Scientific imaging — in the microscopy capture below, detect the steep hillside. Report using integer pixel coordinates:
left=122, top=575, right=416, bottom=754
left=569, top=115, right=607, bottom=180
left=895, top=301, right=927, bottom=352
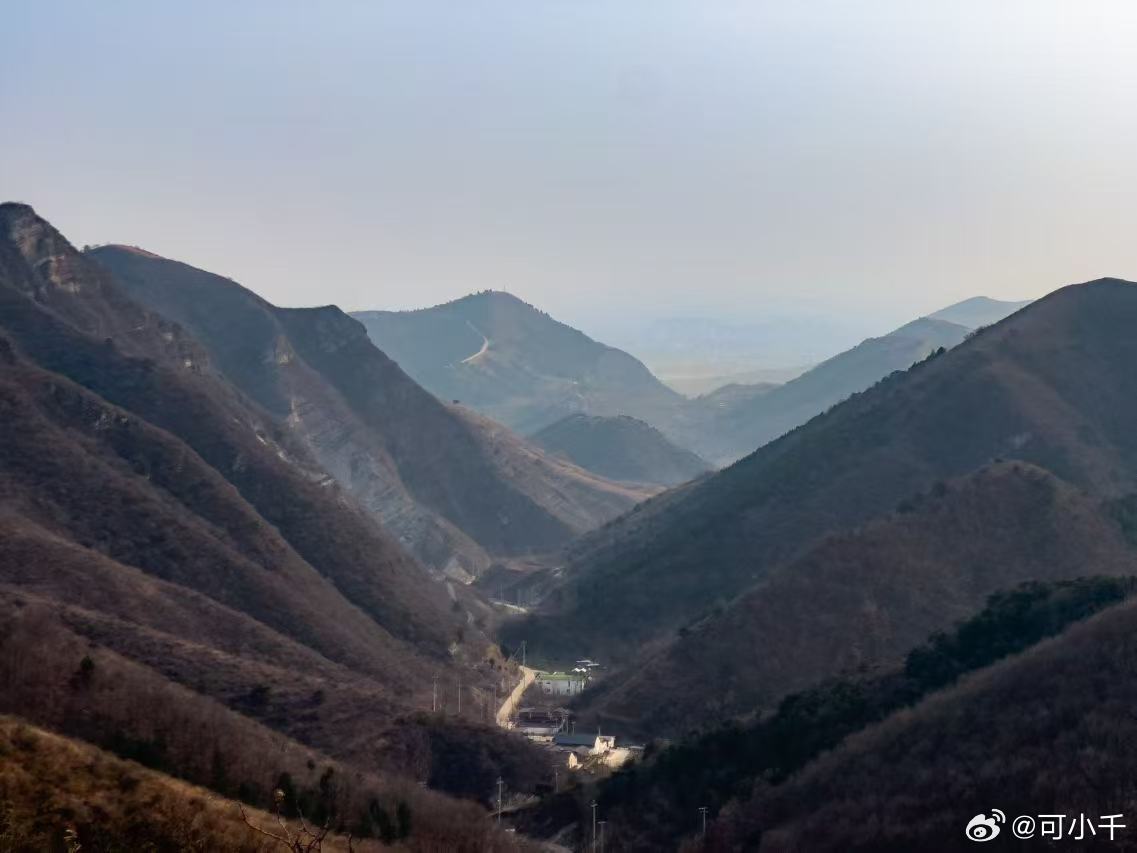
left=517, top=576, right=1137, bottom=851
left=0, top=204, right=543, bottom=814
left=710, top=588, right=1137, bottom=852
left=930, top=294, right=1032, bottom=328
left=576, top=464, right=1137, bottom=736
left=94, top=247, right=651, bottom=578
left=684, top=316, right=972, bottom=463
left=0, top=716, right=360, bottom=852
left=533, top=414, right=711, bottom=486
left=0, top=204, right=460, bottom=665
left=352, top=291, right=683, bottom=435
left=509, top=279, right=1137, bottom=664
left=0, top=712, right=524, bottom=852
left=0, top=604, right=535, bottom=849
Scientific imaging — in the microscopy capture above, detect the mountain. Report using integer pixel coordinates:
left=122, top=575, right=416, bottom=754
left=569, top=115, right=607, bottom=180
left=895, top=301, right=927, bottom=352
left=663, top=369, right=801, bottom=397
left=351, top=291, right=683, bottom=436
left=0, top=203, right=543, bottom=842
left=930, top=294, right=1032, bottom=329
left=682, top=316, right=973, bottom=463
left=0, top=716, right=373, bottom=852
left=710, top=586, right=1137, bottom=851
left=516, top=575, right=1137, bottom=850
left=93, top=248, right=653, bottom=580
left=507, top=279, right=1137, bottom=668
left=574, top=463, right=1137, bottom=736
left=0, top=612, right=512, bottom=851
left=532, top=414, right=711, bottom=486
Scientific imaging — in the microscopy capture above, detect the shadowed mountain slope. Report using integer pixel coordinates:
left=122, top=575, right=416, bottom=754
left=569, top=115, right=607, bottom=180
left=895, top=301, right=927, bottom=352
left=711, top=588, right=1137, bottom=852
left=94, top=247, right=651, bottom=579
left=516, top=576, right=1137, bottom=851
left=0, top=204, right=458, bottom=661
left=509, top=279, right=1137, bottom=665
left=576, top=463, right=1137, bottom=736
left=352, top=291, right=683, bottom=436
left=532, top=413, right=711, bottom=486
left=0, top=203, right=560, bottom=843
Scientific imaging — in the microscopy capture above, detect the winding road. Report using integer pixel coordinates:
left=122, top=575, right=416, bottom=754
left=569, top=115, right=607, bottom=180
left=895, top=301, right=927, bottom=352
left=460, top=320, right=490, bottom=364
left=496, top=665, right=536, bottom=727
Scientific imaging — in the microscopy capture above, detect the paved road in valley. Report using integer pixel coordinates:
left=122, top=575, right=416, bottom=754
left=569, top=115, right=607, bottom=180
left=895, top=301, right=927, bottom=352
left=496, top=665, right=536, bottom=727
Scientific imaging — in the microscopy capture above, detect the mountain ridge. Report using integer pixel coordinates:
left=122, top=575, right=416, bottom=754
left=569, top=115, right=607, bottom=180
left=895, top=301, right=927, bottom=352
left=93, top=246, right=653, bottom=578
left=532, top=413, right=711, bottom=486
left=575, top=462, right=1137, bottom=736
left=508, top=278, right=1137, bottom=666
left=351, top=290, right=683, bottom=436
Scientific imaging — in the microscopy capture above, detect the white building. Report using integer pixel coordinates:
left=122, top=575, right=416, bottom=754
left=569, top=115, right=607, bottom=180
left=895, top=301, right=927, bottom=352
left=536, top=671, right=585, bottom=696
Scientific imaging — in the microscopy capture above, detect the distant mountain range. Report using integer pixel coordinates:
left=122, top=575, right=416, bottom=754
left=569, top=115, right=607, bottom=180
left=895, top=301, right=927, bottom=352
left=502, top=283, right=1137, bottom=852
left=506, top=278, right=1137, bottom=673
left=532, top=414, right=711, bottom=487
left=929, top=294, right=1033, bottom=328
left=680, top=316, right=974, bottom=462
left=354, top=291, right=1034, bottom=469
left=352, top=292, right=683, bottom=436
left=95, top=250, right=654, bottom=580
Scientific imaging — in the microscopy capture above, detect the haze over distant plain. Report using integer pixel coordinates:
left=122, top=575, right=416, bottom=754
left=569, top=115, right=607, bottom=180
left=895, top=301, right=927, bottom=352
left=2, top=1, right=1135, bottom=352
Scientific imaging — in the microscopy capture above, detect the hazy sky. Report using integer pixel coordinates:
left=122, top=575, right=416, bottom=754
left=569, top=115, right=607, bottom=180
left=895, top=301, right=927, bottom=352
left=4, top=1, right=1137, bottom=343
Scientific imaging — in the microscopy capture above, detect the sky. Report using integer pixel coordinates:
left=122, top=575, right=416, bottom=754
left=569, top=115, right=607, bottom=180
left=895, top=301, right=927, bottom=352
left=3, top=1, right=1137, bottom=356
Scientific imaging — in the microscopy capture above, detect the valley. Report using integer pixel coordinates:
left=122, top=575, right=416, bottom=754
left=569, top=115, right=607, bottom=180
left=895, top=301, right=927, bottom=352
left=5, top=6, right=1132, bottom=848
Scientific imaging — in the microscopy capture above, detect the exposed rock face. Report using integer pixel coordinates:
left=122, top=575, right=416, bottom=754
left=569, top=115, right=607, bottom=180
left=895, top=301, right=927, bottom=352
left=93, top=246, right=653, bottom=578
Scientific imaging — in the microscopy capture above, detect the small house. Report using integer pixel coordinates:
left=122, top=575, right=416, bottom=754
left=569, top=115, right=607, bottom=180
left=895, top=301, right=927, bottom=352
left=553, top=732, right=616, bottom=756
left=536, top=671, right=585, bottom=696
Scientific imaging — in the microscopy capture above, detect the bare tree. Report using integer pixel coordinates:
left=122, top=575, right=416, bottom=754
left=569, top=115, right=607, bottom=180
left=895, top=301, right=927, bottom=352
left=238, top=789, right=352, bottom=853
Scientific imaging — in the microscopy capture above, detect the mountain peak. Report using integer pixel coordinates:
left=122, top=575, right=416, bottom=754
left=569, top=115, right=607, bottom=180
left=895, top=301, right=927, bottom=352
left=351, top=292, right=680, bottom=434
left=100, top=243, right=167, bottom=260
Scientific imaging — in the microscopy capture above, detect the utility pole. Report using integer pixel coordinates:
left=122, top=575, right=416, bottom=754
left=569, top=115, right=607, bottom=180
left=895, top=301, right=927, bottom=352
left=599, top=820, right=607, bottom=853
left=432, top=673, right=438, bottom=713
left=699, top=806, right=709, bottom=838
left=591, top=800, right=598, bottom=852
left=457, top=677, right=462, bottom=715
left=496, top=777, right=504, bottom=824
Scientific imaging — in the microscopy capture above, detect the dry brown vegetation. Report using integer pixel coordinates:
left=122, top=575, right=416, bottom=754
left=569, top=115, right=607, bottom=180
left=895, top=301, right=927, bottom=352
left=0, top=596, right=538, bottom=846
left=578, top=463, right=1137, bottom=736
left=520, top=575, right=1137, bottom=851
left=0, top=716, right=373, bottom=852
left=0, top=202, right=550, bottom=848
left=93, top=244, right=652, bottom=578
left=708, top=593, right=1137, bottom=851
